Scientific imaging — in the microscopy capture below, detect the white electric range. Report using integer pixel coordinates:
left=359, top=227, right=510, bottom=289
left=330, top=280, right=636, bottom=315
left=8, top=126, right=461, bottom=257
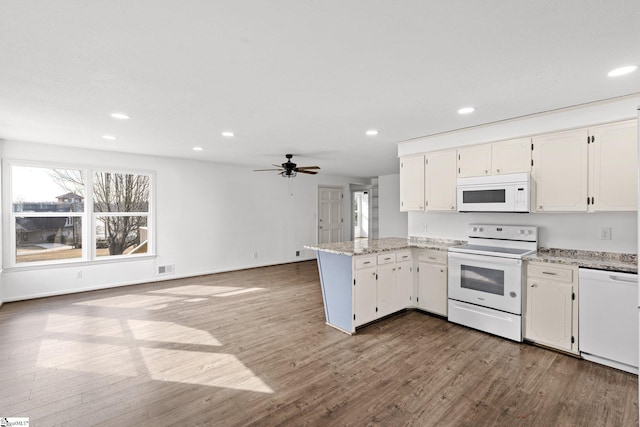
left=447, top=224, right=538, bottom=342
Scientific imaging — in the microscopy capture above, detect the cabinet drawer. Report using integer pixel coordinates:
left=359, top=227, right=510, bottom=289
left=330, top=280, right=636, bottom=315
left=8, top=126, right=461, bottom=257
left=396, top=251, right=412, bottom=263
left=418, top=250, right=447, bottom=265
left=354, top=256, right=376, bottom=270
left=527, top=263, right=574, bottom=282
left=377, top=253, right=396, bottom=265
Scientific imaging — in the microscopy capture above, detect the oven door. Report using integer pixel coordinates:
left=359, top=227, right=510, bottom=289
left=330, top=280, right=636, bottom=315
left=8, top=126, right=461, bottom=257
left=448, top=252, right=523, bottom=314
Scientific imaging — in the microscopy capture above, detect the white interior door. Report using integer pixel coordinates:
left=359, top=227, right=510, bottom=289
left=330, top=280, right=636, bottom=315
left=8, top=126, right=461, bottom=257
left=318, top=186, right=343, bottom=244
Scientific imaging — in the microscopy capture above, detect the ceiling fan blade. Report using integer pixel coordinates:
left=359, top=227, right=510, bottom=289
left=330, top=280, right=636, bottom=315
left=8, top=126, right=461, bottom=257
left=297, top=166, right=321, bottom=170
left=253, top=168, right=283, bottom=171
left=296, top=170, right=319, bottom=175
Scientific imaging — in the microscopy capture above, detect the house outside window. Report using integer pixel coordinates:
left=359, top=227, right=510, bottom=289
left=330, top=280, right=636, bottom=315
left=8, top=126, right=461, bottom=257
left=5, top=162, right=154, bottom=267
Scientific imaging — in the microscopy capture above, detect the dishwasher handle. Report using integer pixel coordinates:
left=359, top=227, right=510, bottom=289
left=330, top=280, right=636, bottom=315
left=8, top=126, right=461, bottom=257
left=609, top=275, right=638, bottom=284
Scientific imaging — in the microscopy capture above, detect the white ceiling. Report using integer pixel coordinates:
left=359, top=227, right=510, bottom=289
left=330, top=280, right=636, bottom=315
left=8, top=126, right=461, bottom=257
left=1, top=1, right=639, bottom=178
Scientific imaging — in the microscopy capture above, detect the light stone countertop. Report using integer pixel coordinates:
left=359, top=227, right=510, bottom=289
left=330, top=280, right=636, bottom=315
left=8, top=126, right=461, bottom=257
left=524, top=247, right=637, bottom=274
left=305, top=238, right=638, bottom=274
left=304, top=237, right=465, bottom=256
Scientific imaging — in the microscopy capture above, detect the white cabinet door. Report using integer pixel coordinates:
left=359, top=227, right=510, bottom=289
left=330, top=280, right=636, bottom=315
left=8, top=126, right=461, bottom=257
left=525, top=279, right=574, bottom=352
left=417, top=262, right=448, bottom=316
left=395, top=261, right=413, bottom=312
left=376, top=262, right=395, bottom=317
left=492, top=137, right=532, bottom=175
left=589, top=120, right=638, bottom=212
left=354, top=267, right=377, bottom=327
left=457, top=144, right=492, bottom=178
left=425, top=150, right=457, bottom=211
left=532, top=128, right=588, bottom=212
left=400, top=155, right=425, bottom=211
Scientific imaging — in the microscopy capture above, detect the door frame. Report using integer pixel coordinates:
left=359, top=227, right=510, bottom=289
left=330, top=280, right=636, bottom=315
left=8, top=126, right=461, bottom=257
left=349, top=183, right=372, bottom=241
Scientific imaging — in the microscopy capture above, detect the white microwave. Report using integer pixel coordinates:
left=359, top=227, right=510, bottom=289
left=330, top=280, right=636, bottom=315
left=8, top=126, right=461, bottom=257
left=457, top=173, right=531, bottom=213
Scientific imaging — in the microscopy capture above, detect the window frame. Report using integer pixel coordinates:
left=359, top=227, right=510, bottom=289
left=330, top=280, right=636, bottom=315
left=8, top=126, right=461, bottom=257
left=3, top=159, right=156, bottom=269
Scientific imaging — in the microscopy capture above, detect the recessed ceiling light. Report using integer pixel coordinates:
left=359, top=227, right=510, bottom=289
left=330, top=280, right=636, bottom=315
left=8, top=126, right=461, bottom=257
left=193, top=146, right=204, bottom=151
left=221, top=131, right=234, bottom=137
left=458, top=107, right=476, bottom=115
left=102, top=135, right=117, bottom=140
left=366, top=129, right=379, bottom=136
left=110, top=113, right=130, bottom=120
left=607, top=65, right=638, bottom=77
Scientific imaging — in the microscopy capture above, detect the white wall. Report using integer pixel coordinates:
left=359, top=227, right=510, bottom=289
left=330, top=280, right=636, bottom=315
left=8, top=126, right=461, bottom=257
left=1, top=141, right=360, bottom=301
left=409, top=211, right=637, bottom=253
left=378, top=174, right=408, bottom=238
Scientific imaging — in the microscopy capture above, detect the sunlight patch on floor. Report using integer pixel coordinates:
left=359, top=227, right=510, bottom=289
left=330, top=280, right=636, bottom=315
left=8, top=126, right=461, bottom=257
left=74, top=294, right=182, bottom=310
left=45, top=314, right=124, bottom=338
left=150, top=285, right=265, bottom=298
left=36, top=339, right=138, bottom=377
left=127, top=319, right=222, bottom=346
left=140, top=348, right=274, bottom=393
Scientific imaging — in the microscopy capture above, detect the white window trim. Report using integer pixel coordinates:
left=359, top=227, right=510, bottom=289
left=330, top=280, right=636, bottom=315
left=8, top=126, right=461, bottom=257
left=3, top=159, right=156, bottom=269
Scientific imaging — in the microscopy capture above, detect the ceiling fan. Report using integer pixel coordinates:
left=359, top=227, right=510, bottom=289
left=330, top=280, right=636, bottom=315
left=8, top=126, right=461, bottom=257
left=253, top=154, right=321, bottom=178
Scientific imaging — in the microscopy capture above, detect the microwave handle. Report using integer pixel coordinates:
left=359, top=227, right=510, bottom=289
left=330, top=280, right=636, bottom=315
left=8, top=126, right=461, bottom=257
left=448, top=252, right=522, bottom=266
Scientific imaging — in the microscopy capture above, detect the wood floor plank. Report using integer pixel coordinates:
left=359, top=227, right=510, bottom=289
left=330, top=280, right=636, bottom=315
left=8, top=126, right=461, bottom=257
left=0, top=260, right=637, bottom=426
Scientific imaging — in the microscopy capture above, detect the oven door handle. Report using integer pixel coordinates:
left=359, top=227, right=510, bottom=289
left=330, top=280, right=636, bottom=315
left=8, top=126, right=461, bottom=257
left=448, top=252, right=522, bottom=266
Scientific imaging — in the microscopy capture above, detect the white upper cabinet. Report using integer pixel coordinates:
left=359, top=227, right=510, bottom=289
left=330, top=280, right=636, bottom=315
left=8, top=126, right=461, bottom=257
left=399, top=155, right=425, bottom=211
left=425, top=150, right=457, bottom=211
left=532, top=128, right=589, bottom=212
left=588, top=120, right=638, bottom=212
left=458, top=139, right=532, bottom=178
left=491, top=137, right=532, bottom=175
left=457, top=144, right=492, bottom=177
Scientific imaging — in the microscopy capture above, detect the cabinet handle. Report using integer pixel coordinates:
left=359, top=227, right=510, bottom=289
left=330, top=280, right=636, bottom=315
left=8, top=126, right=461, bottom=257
left=496, top=169, right=500, bottom=173
left=319, top=226, right=323, bottom=229
left=531, top=284, right=537, bottom=288
left=542, top=271, right=557, bottom=276
left=485, top=169, right=488, bottom=174
left=538, top=205, right=543, bottom=210
left=440, top=269, right=444, bottom=273
left=451, top=206, right=454, bottom=210
left=363, top=261, right=371, bottom=265
left=392, top=268, right=396, bottom=272
left=428, top=257, right=436, bottom=260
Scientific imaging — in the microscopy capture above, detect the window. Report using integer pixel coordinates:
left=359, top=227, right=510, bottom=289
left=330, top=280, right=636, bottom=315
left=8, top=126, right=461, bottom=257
left=6, top=162, right=154, bottom=266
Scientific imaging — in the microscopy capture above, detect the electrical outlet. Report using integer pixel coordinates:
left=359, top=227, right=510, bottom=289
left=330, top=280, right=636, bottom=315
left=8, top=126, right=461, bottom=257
left=296, top=250, right=301, bottom=257
left=252, top=251, right=258, bottom=259
left=422, top=223, right=427, bottom=232
left=76, top=270, right=83, bottom=279
left=600, top=227, right=611, bottom=240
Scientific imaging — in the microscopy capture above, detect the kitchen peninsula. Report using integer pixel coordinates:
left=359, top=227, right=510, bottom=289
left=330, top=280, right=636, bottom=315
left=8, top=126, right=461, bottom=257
left=305, top=237, right=462, bottom=333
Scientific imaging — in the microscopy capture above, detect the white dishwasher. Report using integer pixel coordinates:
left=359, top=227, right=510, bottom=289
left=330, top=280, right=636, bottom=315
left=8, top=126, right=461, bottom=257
left=579, top=268, right=638, bottom=374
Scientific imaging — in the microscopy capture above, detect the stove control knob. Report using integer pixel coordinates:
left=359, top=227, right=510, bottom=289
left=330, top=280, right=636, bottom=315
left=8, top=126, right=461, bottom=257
left=509, top=291, right=517, bottom=298
left=472, top=227, right=478, bottom=232
left=478, top=227, right=483, bottom=232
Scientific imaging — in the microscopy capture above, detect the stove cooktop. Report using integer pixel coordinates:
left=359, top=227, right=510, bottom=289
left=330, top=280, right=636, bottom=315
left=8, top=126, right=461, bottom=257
left=448, top=244, right=535, bottom=258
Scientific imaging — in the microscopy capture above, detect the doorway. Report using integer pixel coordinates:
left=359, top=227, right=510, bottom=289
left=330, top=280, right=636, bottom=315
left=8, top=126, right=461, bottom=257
left=353, top=191, right=369, bottom=240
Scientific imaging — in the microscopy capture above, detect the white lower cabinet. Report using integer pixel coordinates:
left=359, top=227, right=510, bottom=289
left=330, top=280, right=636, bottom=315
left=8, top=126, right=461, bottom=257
left=416, top=250, right=448, bottom=316
left=353, top=251, right=413, bottom=327
left=377, top=254, right=397, bottom=317
left=524, top=262, right=579, bottom=354
left=353, top=256, right=378, bottom=327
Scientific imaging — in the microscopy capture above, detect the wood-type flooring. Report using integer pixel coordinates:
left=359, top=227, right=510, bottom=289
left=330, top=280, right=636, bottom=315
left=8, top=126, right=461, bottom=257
left=0, top=260, right=637, bottom=426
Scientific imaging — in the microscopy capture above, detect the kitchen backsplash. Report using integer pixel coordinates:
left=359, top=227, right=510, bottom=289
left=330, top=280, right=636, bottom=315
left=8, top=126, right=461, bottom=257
left=408, top=211, right=637, bottom=254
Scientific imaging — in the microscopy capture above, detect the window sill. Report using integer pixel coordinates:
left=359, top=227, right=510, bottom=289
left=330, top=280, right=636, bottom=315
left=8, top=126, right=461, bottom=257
left=3, top=254, right=157, bottom=273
